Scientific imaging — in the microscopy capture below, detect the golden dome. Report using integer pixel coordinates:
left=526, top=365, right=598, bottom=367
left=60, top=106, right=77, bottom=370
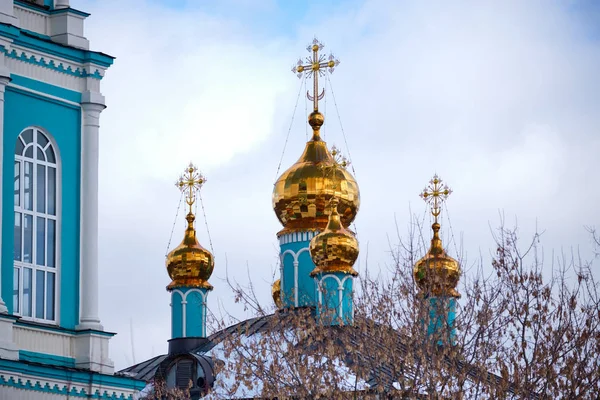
left=309, top=198, right=359, bottom=276
left=273, top=112, right=360, bottom=235
left=413, top=222, right=460, bottom=298
left=166, top=212, right=214, bottom=291
left=272, top=279, right=282, bottom=308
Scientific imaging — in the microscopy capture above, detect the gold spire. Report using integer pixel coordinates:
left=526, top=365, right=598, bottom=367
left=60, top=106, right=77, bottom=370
left=272, top=279, right=282, bottom=309
left=273, top=38, right=359, bottom=235
left=166, top=163, right=214, bottom=291
left=414, top=175, right=460, bottom=298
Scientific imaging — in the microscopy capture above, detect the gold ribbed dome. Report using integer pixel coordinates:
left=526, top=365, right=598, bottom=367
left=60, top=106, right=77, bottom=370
left=272, top=279, right=282, bottom=308
left=309, top=198, right=359, bottom=276
left=166, top=212, right=214, bottom=291
left=273, top=112, right=360, bottom=235
left=413, top=222, right=460, bottom=298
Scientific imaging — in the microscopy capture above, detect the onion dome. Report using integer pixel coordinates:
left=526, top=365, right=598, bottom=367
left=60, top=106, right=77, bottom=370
left=272, top=279, right=282, bottom=308
left=166, top=212, right=214, bottom=291
left=413, top=223, right=460, bottom=298
left=309, top=198, right=359, bottom=277
left=273, top=111, right=360, bottom=235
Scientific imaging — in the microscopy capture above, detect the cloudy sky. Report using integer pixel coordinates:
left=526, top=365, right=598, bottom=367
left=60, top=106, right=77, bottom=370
left=76, top=0, right=600, bottom=370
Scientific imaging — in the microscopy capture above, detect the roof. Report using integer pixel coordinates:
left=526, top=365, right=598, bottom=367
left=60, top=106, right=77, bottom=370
left=119, top=308, right=530, bottom=398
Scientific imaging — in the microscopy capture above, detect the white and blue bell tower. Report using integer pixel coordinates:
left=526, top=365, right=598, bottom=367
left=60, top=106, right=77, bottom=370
left=272, top=39, right=360, bottom=313
left=0, top=1, right=145, bottom=398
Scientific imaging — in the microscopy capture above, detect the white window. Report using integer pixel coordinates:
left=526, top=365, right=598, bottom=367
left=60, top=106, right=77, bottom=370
left=13, top=128, right=58, bottom=323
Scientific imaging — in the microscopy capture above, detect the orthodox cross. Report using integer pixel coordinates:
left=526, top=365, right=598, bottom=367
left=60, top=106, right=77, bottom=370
left=419, top=174, right=452, bottom=223
left=323, top=145, right=350, bottom=193
left=292, top=38, right=340, bottom=112
left=176, top=162, right=206, bottom=214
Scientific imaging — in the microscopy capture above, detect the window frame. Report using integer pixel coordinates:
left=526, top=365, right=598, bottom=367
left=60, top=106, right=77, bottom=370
left=13, top=127, right=60, bottom=324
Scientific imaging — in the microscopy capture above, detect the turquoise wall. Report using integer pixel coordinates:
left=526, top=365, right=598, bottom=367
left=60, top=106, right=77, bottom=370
left=171, top=288, right=209, bottom=339
left=280, top=239, right=316, bottom=308
left=171, top=291, right=183, bottom=338
left=185, top=288, right=207, bottom=338
left=425, top=296, right=457, bottom=346
left=316, top=272, right=354, bottom=326
left=2, top=81, right=81, bottom=330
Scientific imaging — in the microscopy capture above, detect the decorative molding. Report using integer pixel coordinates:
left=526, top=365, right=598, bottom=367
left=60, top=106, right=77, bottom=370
left=2, top=46, right=103, bottom=79
left=279, top=230, right=319, bottom=245
left=0, top=374, right=138, bottom=399
left=4, top=49, right=102, bottom=93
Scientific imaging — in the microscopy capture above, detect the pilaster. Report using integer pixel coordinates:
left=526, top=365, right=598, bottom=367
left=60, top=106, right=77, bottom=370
left=73, top=330, right=115, bottom=374
left=77, top=91, right=105, bottom=331
left=0, top=54, right=9, bottom=314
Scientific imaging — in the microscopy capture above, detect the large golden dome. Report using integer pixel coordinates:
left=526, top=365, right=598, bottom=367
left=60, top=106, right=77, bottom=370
left=309, top=198, right=359, bottom=276
left=273, top=112, right=360, bottom=235
left=166, top=212, right=214, bottom=291
left=413, top=222, right=460, bottom=298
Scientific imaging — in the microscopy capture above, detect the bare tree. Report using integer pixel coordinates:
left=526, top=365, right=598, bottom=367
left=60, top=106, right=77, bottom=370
left=204, top=218, right=600, bottom=399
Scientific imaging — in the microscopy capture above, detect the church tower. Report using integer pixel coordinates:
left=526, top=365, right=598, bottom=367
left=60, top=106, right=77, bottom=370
left=272, top=39, right=360, bottom=310
left=166, top=164, right=214, bottom=341
left=414, top=175, right=461, bottom=345
left=0, top=1, right=145, bottom=398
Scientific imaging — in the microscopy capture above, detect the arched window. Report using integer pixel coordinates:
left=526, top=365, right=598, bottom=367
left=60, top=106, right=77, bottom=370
left=13, top=128, right=58, bottom=322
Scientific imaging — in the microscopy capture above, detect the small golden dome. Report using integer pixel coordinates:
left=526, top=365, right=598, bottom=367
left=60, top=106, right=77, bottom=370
left=309, top=198, right=359, bottom=276
left=166, top=213, right=214, bottom=291
left=272, top=279, right=282, bottom=308
left=273, top=112, right=360, bottom=235
left=413, top=222, right=460, bottom=298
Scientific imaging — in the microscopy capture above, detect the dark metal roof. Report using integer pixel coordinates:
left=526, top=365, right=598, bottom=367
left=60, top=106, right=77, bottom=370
left=118, top=308, right=531, bottom=397
left=117, top=354, right=167, bottom=381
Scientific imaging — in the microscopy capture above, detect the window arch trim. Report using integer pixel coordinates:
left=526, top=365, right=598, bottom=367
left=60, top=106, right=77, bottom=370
left=13, top=126, right=61, bottom=324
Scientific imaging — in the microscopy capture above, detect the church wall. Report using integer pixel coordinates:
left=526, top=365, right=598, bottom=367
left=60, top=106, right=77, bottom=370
left=185, top=289, right=206, bottom=338
left=2, top=84, right=81, bottom=330
left=280, top=236, right=317, bottom=308
left=171, top=290, right=183, bottom=338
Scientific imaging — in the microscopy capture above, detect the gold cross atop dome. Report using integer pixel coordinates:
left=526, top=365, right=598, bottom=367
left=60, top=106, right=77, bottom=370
left=419, top=174, right=452, bottom=223
left=176, top=162, right=206, bottom=214
left=292, top=37, right=340, bottom=112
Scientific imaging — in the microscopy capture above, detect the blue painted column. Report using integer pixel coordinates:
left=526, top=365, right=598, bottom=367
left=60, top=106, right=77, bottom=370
left=170, top=287, right=209, bottom=339
left=278, top=230, right=319, bottom=308
left=314, top=272, right=354, bottom=326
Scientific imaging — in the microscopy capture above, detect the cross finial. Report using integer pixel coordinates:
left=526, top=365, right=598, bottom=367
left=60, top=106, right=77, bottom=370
left=175, top=162, right=206, bottom=214
left=322, top=145, right=350, bottom=196
left=291, top=37, right=340, bottom=112
left=419, top=174, right=452, bottom=223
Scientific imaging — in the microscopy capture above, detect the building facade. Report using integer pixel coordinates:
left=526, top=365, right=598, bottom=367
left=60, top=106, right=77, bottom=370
left=0, top=0, right=145, bottom=398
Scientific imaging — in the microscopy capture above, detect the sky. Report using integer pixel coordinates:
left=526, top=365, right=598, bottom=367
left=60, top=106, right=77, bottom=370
left=75, top=0, right=600, bottom=370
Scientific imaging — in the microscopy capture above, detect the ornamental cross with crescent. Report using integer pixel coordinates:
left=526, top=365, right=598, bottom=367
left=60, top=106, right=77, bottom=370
left=419, top=174, right=452, bottom=223
left=291, top=38, right=340, bottom=112
left=176, top=163, right=206, bottom=214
